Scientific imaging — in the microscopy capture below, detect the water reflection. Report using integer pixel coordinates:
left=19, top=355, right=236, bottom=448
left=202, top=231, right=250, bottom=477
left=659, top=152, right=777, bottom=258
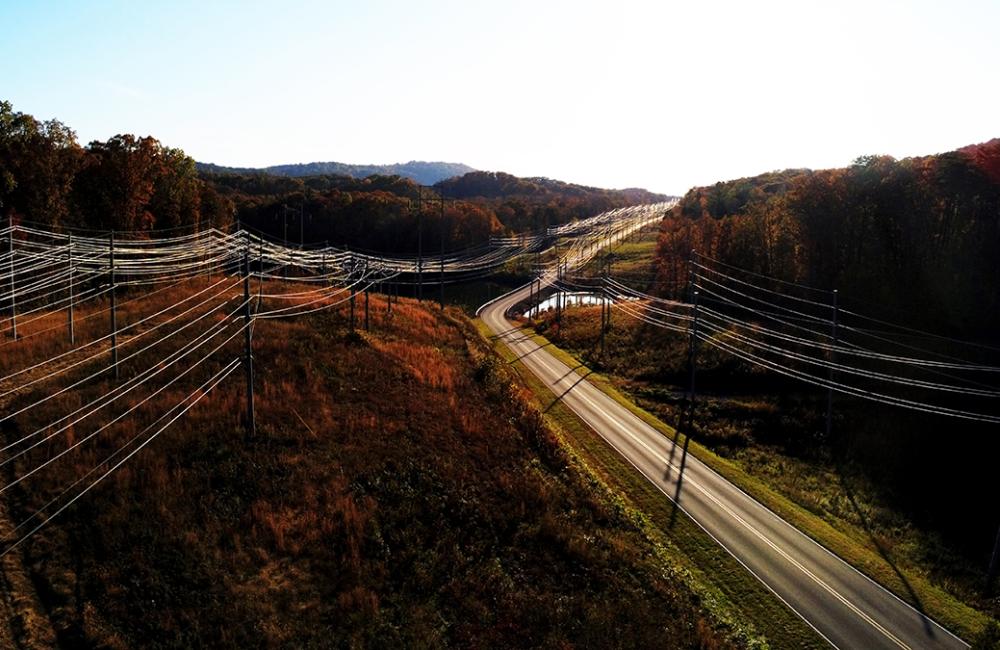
left=526, top=291, right=628, bottom=317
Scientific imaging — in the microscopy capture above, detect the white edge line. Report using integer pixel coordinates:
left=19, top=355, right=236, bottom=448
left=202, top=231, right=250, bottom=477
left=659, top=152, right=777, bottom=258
left=486, top=302, right=841, bottom=648
left=484, top=278, right=970, bottom=648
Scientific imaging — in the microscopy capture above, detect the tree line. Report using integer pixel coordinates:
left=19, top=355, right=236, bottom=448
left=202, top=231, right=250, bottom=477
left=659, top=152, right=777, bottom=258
left=655, top=141, right=1000, bottom=339
left=210, top=170, right=669, bottom=254
left=0, top=101, right=234, bottom=233
left=1, top=100, right=669, bottom=254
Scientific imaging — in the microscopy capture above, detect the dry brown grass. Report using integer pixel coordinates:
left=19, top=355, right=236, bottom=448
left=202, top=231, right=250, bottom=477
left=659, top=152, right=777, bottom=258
left=0, top=276, right=732, bottom=648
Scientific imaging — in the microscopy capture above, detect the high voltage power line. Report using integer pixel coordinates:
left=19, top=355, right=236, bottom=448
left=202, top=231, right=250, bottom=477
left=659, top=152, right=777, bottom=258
left=549, top=250, right=1000, bottom=424
left=0, top=202, right=670, bottom=555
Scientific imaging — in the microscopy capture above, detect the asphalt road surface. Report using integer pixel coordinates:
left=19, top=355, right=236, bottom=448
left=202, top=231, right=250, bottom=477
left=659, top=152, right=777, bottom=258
left=479, top=278, right=968, bottom=650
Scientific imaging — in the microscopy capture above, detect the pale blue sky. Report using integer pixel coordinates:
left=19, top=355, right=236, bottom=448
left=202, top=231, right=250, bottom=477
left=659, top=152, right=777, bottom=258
left=2, top=0, right=997, bottom=194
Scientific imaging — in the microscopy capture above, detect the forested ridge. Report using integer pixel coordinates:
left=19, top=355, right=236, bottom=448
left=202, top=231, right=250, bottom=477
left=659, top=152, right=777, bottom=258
left=0, top=100, right=669, bottom=256
left=655, top=141, right=1000, bottom=339
left=195, top=159, right=475, bottom=185
left=206, top=170, right=669, bottom=255
left=0, top=101, right=234, bottom=234
left=636, top=141, right=1000, bottom=636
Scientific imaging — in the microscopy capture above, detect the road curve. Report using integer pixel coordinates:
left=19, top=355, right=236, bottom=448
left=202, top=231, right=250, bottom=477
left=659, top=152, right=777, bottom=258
left=479, top=280, right=968, bottom=650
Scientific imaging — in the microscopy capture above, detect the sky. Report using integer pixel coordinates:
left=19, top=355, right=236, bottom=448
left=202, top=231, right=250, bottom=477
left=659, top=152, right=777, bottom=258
left=1, top=0, right=998, bottom=195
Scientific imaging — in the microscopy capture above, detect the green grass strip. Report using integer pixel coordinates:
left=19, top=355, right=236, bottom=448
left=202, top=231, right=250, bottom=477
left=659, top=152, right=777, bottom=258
left=475, top=319, right=828, bottom=649
left=518, top=325, right=992, bottom=642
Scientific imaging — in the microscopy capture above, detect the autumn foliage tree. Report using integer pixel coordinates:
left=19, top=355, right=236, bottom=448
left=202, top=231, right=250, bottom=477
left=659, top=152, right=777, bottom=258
left=0, top=100, right=83, bottom=227
left=654, top=140, right=1000, bottom=338
left=0, top=101, right=232, bottom=234
left=73, top=134, right=163, bottom=231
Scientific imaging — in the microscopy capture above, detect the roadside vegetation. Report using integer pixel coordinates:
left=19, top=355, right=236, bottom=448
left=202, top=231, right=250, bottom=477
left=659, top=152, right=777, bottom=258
left=477, top=320, right=828, bottom=649
left=521, top=220, right=1000, bottom=643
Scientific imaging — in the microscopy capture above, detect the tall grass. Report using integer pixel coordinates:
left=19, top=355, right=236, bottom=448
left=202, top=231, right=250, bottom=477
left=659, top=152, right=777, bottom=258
left=1, top=278, right=730, bottom=648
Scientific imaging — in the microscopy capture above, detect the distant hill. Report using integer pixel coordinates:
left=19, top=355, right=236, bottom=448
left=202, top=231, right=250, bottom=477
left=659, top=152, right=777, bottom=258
left=201, top=166, right=673, bottom=252
left=196, top=160, right=475, bottom=185
left=434, top=170, right=670, bottom=203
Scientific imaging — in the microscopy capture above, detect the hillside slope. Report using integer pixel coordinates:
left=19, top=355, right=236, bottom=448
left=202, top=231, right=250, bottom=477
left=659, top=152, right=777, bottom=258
left=4, top=287, right=730, bottom=648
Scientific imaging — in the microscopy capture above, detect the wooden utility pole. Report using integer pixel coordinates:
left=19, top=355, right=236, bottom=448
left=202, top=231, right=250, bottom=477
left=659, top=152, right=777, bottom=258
left=350, top=257, right=356, bottom=332
left=988, top=522, right=1000, bottom=591
left=439, top=193, right=446, bottom=310
left=825, top=289, right=839, bottom=438
left=600, top=271, right=607, bottom=356
left=387, top=278, right=393, bottom=317
left=364, top=261, right=370, bottom=331
left=67, top=234, right=75, bottom=344
left=556, top=261, right=562, bottom=328
left=282, top=204, right=289, bottom=280
left=529, top=275, right=535, bottom=318
left=109, top=231, right=119, bottom=380
left=606, top=255, right=613, bottom=334
left=242, top=236, right=256, bottom=439
left=416, top=191, right=423, bottom=302
left=299, top=203, right=305, bottom=248
left=8, top=215, right=16, bottom=340
left=535, top=212, right=542, bottom=279
left=688, top=290, right=701, bottom=406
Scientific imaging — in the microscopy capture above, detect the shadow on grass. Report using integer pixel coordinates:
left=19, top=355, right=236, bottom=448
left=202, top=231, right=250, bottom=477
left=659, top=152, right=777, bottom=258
left=838, top=470, right=936, bottom=639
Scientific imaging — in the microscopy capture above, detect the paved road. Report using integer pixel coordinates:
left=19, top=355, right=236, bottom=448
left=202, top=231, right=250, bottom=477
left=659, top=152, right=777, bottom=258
left=479, top=277, right=968, bottom=650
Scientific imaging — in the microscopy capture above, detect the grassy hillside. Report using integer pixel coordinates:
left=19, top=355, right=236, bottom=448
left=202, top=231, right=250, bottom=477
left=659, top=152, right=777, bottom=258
left=1, top=281, right=733, bottom=648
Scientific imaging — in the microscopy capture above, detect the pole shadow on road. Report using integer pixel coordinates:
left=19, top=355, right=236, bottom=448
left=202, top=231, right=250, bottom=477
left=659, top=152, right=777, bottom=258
left=667, top=397, right=695, bottom=528
left=553, top=362, right=586, bottom=385
left=490, top=327, right=557, bottom=363
left=511, top=340, right=554, bottom=363
left=545, top=369, right=593, bottom=413
left=489, top=326, right=527, bottom=341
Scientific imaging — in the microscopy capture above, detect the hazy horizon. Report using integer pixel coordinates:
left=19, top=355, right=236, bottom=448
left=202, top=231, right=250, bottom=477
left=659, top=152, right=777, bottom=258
left=3, top=0, right=998, bottom=195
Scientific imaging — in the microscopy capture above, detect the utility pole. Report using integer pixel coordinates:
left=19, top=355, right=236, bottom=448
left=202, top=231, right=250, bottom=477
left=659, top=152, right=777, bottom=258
left=531, top=277, right=542, bottom=318
left=349, top=256, right=356, bottom=331
left=7, top=215, right=15, bottom=340
left=600, top=266, right=607, bottom=357
left=416, top=190, right=423, bottom=301
left=364, top=261, right=370, bottom=331
left=439, top=193, right=446, bottom=310
left=387, top=274, right=393, bottom=318
left=242, top=236, right=256, bottom=438
left=109, top=231, right=119, bottom=380
left=988, top=522, right=1000, bottom=592
left=606, top=255, right=613, bottom=334
left=825, top=289, right=839, bottom=439
left=688, top=249, right=696, bottom=303
left=556, top=261, right=562, bottom=328
left=67, top=234, right=75, bottom=344
left=282, top=204, right=289, bottom=280
left=688, top=290, right=701, bottom=408
left=535, top=212, right=541, bottom=284
left=529, top=273, right=535, bottom=318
